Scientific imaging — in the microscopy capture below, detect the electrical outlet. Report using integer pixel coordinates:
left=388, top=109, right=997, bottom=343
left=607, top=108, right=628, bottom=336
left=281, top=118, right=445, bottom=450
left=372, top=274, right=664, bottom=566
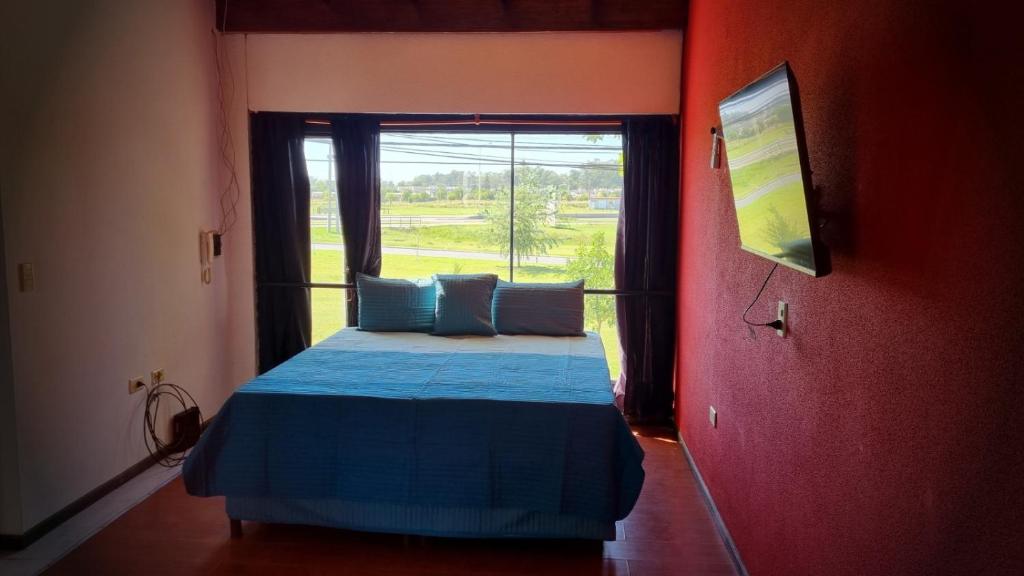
left=776, top=301, right=788, bottom=338
left=151, top=369, right=164, bottom=386
left=709, top=406, right=718, bottom=428
left=129, top=378, right=146, bottom=395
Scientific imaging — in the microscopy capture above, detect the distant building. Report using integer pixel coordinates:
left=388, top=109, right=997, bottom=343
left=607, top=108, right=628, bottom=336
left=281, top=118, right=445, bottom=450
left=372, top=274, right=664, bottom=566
left=588, top=196, right=621, bottom=210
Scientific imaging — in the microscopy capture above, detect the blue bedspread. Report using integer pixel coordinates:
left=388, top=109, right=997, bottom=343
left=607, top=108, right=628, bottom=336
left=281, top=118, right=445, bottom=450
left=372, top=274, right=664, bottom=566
left=184, top=329, right=644, bottom=529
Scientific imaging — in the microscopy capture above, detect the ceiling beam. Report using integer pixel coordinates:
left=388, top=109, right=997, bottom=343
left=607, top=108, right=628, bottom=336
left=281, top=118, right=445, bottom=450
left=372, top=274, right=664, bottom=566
left=214, top=0, right=686, bottom=33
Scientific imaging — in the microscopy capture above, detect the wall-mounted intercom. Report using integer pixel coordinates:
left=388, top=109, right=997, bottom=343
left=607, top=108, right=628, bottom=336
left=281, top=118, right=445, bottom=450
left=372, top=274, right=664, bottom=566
left=199, top=231, right=215, bottom=284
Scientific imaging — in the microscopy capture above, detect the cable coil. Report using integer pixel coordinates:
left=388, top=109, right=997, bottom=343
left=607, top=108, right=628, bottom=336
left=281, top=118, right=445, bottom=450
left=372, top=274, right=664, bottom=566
left=143, top=383, right=201, bottom=468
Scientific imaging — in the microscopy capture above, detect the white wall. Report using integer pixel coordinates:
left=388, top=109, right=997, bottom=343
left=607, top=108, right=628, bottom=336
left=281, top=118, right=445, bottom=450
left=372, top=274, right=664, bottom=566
left=244, top=32, right=682, bottom=114
left=220, top=36, right=258, bottom=397
left=0, top=0, right=236, bottom=531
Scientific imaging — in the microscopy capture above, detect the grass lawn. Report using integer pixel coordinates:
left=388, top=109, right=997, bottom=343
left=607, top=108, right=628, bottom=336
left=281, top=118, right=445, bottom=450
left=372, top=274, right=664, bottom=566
left=378, top=200, right=620, bottom=218
left=723, top=120, right=795, bottom=159
left=318, top=199, right=620, bottom=219
left=310, top=248, right=621, bottom=378
left=383, top=202, right=483, bottom=216
left=312, top=219, right=617, bottom=259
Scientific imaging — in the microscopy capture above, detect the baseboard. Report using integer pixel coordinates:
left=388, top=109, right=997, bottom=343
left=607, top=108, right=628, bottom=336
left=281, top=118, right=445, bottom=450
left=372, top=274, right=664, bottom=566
left=0, top=453, right=157, bottom=550
left=0, top=416, right=214, bottom=550
left=676, top=432, right=750, bottom=576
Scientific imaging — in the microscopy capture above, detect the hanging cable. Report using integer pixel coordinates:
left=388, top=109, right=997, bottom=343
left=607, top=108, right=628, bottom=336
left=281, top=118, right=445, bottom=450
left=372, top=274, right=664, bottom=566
left=143, top=382, right=202, bottom=468
left=742, top=262, right=784, bottom=330
left=212, top=27, right=241, bottom=236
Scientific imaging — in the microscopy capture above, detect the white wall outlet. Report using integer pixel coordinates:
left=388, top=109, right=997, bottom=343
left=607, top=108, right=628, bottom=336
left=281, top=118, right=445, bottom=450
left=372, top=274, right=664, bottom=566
left=776, top=301, right=788, bottom=337
left=128, top=377, right=146, bottom=395
left=150, top=369, right=164, bottom=386
left=709, top=406, right=718, bottom=428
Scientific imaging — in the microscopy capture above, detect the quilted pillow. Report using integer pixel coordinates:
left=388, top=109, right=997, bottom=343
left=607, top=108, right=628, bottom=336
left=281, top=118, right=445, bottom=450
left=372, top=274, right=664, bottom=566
left=432, top=273, right=499, bottom=336
left=491, top=279, right=585, bottom=336
left=356, top=274, right=436, bottom=332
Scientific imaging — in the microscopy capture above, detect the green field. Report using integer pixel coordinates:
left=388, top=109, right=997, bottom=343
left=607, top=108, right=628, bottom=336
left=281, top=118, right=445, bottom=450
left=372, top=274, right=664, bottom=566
left=313, top=199, right=621, bottom=218
left=381, top=200, right=620, bottom=217
left=723, top=122, right=794, bottom=159
left=312, top=220, right=616, bottom=260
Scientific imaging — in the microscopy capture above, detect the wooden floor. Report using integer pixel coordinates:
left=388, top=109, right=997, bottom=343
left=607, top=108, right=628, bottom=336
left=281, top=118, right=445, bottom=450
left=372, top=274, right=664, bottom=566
left=43, top=427, right=737, bottom=575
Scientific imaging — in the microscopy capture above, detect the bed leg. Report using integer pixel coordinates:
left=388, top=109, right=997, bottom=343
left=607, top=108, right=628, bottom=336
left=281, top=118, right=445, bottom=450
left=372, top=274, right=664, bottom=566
left=230, top=518, right=242, bottom=539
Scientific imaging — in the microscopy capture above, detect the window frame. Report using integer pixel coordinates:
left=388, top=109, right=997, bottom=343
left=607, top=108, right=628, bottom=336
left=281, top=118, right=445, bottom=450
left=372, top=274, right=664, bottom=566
left=291, top=115, right=667, bottom=296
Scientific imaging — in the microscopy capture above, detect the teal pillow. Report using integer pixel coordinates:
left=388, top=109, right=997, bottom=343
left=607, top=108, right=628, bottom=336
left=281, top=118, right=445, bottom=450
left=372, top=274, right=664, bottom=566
left=492, top=279, right=586, bottom=336
left=356, top=274, right=436, bottom=332
left=432, top=274, right=498, bottom=336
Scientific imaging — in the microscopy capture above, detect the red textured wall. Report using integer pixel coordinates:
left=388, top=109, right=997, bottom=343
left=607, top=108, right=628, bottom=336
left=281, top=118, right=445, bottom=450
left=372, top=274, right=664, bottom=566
left=676, top=1, right=1024, bottom=574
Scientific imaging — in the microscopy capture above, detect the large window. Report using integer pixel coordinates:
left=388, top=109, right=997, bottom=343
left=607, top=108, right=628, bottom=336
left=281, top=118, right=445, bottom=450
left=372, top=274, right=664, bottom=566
left=306, top=130, right=623, bottom=377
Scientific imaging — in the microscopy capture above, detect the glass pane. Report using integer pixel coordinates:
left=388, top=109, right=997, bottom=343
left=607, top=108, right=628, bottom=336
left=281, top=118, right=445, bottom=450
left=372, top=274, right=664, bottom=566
left=379, top=132, right=512, bottom=280
left=585, top=294, right=620, bottom=381
left=306, top=137, right=346, bottom=343
left=311, top=288, right=348, bottom=344
left=511, top=133, right=621, bottom=287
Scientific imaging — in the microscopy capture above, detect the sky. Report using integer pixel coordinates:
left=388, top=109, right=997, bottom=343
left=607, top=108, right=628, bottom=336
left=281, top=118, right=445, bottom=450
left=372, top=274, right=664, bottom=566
left=304, top=132, right=623, bottom=183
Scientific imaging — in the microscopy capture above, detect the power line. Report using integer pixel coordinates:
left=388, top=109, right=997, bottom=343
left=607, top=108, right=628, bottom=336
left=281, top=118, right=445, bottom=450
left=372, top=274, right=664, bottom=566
left=380, top=146, right=620, bottom=169
left=380, top=160, right=622, bottom=170
left=382, top=141, right=622, bottom=152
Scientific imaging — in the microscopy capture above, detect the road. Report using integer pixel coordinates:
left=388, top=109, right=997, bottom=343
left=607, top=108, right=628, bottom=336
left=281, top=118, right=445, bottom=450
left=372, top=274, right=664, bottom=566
left=312, top=243, right=569, bottom=265
left=733, top=173, right=803, bottom=209
left=726, top=137, right=796, bottom=170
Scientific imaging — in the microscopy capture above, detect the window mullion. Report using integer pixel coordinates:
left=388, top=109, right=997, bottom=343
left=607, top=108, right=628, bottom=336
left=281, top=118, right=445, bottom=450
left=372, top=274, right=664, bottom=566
left=509, top=132, right=515, bottom=281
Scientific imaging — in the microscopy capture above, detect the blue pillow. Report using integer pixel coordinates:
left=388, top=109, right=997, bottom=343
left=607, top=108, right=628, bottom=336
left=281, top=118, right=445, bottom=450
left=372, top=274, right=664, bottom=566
left=491, top=279, right=586, bottom=336
left=356, top=274, right=436, bottom=332
left=432, top=274, right=498, bottom=336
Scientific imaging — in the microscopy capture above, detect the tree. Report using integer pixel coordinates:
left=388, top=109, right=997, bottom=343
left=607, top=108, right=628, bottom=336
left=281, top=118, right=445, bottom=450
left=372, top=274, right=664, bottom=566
left=484, top=190, right=558, bottom=266
left=565, top=232, right=615, bottom=332
left=309, top=178, right=333, bottom=197
left=762, top=204, right=800, bottom=249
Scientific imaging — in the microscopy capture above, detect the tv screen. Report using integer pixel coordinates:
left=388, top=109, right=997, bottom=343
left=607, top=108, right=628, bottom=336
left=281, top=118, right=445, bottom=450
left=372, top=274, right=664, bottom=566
left=719, top=63, right=821, bottom=276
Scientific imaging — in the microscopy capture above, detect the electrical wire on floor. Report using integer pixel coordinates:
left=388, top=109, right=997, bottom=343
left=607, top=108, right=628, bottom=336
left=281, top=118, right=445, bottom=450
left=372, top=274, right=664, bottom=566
left=143, top=382, right=202, bottom=468
left=742, top=262, right=784, bottom=331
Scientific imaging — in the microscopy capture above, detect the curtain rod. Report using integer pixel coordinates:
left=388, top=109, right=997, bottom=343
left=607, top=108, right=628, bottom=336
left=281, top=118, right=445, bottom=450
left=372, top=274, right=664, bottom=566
left=380, top=119, right=622, bottom=127
left=302, top=117, right=622, bottom=128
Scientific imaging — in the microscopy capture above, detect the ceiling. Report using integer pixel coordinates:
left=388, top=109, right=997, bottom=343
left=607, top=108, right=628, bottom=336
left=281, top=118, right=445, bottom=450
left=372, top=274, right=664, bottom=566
left=215, top=0, right=687, bottom=33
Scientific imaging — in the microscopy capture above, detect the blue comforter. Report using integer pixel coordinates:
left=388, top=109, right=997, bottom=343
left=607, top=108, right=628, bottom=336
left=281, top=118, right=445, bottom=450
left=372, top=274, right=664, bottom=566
left=184, top=329, right=644, bottom=526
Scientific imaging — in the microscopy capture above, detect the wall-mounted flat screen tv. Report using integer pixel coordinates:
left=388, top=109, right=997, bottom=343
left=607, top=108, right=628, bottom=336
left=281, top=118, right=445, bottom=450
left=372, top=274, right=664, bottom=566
left=719, top=62, right=822, bottom=276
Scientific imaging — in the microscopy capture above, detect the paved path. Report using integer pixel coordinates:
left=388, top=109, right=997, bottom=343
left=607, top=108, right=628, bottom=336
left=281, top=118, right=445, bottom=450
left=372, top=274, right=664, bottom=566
left=726, top=137, right=796, bottom=170
left=733, top=173, right=803, bottom=208
left=312, top=243, right=569, bottom=265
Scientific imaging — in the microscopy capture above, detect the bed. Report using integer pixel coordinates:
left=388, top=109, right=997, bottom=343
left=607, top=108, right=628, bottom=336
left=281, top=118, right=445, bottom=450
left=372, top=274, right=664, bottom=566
left=183, top=328, right=644, bottom=540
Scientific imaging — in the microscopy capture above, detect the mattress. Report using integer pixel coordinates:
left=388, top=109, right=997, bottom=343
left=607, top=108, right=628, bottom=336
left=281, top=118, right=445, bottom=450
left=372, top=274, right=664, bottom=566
left=183, top=329, right=644, bottom=538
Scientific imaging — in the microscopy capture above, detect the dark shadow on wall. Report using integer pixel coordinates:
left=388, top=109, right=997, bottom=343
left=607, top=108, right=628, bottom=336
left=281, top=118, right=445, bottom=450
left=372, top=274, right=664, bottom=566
left=794, top=61, right=857, bottom=267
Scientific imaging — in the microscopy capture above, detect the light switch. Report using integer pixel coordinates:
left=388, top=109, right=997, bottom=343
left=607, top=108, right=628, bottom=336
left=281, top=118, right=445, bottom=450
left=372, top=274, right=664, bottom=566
left=18, top=263, right=35, bottom=292
left=709, top=406, right=717, bottom=428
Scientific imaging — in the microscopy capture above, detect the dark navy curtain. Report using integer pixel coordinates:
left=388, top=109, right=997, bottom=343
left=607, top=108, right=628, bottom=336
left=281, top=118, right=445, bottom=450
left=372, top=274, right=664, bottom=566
left=251, top=113, right=312, bottom=373
left=616, top=117, right=679, bottom=424
left=331, top=115, right=382, bottom=325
